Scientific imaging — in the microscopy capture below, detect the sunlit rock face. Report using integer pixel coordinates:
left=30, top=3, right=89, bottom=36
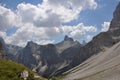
left=62, top=2, right=120, bottom=80
left=0, top=37, right=22, bottom=61
left=17, top=2, right=120, bottom=77
left=110, top=2, right=120, bottom=30
left=17, top=36, right=82, bottom=77
left=62, top=2, right=120, bottom=74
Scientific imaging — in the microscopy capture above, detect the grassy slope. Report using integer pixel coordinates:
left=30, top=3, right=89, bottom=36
left=0, top=60, right=46, bottom=80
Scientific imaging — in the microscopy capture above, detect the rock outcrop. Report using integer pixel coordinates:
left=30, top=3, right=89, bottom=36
left=60, top=2, right=120, bottom=80
left=0, top=37, right=22, bottom=61
left=63, top=40, right=120, bottom=80
left=0, top=41, right=8, bottom=60
left=59, top=2, right=120, bottom=74
left=17, top=1, right=120, bottom=77
left=110, top=2, right=120, bottom=30
left=17, top=36, right=82, bottom=77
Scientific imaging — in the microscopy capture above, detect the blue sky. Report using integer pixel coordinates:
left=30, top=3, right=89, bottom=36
left=0, top=0, right=119, bottom=46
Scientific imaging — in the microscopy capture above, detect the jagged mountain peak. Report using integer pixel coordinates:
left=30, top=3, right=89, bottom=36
left=64, top=35, right=74, bottom=41
left=82, top=40, right=87, bottom=46
left=27, top=41, right=36, bottom=45
left=113, top=2, right=120, bottom=18
left=0, top=37, right=4, bottom=43
left=26, top=41, right=38, bottom=47
left=109, top=2, right=120, bottom=30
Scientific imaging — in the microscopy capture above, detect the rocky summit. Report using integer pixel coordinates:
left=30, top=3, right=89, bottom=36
left=17, top=35, right=82, bottom=77
left=110, top=2, right=120, bottom=30
left=63, top=40, right=120, bottom=80
left=63, top=2, right=120, bottom=72
left=61, top=2, right=120, bottom=80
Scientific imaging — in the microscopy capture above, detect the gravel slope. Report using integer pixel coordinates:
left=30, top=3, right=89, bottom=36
left=63, top=41, right=120, bottom=80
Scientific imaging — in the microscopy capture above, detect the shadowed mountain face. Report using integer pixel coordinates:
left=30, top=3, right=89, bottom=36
left=0, top=37, right=22, bottom=61
left=17, top=36, right=82, bottom=77
left=0, top=41, right=8, bottom=60
left=61, top=2, right=120, bottom=80
left=63, top=41, right=120, bottom=80
left=110, top=2, right=120, bottom=30
left=61, top=2, right=120, bottom=72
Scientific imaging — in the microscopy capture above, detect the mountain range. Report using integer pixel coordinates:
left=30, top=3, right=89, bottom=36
left=0, top=35, right=83, bottom=77
left=17, top=35, right=82, bottom=77
left=0, top=2, right=120, bottom=80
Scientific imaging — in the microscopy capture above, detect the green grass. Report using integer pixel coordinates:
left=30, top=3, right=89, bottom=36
left=0, top=60, right=36, bottom=80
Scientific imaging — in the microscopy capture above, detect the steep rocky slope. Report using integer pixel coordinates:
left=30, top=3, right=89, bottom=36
left=0, top=37, right=22, bottom=61
left=0, top=41, right=8, bottom=60
left=17, top=2, right=120, bottom=77
left=0, top=39, right=46, bottom=80
left=61, top=2, right=120, bottom=80
left=61, top=2, right=120, bottom=73
left=17, top=36, right=82, bottom=77
left=63, top=41, right=120, bottom=80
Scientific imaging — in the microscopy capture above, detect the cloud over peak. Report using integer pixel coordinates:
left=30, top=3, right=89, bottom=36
left=0, top=0, right=98, bottom=46
left=101, top=22, right=110, bottom=32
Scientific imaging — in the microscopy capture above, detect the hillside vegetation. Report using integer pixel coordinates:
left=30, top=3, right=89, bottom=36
left=0, top=60, right=46, bottom=80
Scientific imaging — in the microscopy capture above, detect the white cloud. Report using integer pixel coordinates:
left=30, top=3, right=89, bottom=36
left=16, top=0, right=97, bottom=27
left=0, top=0, right=98, bottom=46
left=47, top=0, right=97, bottom=9
left=101, top=22, right=110, bottom=32
left=1, top=23, right=97, bottom=46
left=17, top=3, right=37, bottom=23
left=86, top=35, right=93, bottom=41
left=36, top=40, right=54, bottom=45
left=34, top=13, right=61, bottom=27
left=0, top=6, right=17, bottom=31
left=68, top=23, right=97, bottom=39
left=0, top=31, right=7, bottom=38
left=2, top=24, right=61, bottom=46
left=44, top=0, right=97, bottom=22
left=70, top=29, right=85, bottom=39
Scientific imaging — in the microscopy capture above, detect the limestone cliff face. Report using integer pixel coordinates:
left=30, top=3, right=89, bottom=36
left=0, top=41, right=8, bottom=60
left=110, top=2, right=120, bottom=30
left=61, top=2, right=120, bottom=73
left=109, top=2, right=120, bottom=42
left=17, top=36, right=82, bottom=77
left=63, top=39, right=120, bottom=80
left=62, top=3, right=120, bottom=80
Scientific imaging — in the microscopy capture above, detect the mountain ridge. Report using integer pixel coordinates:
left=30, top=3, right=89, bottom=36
left=17, top=35, right=82, bottom=77
left=63, top=40, right=120, bottom=80
left=60, top=2, right=120, bottom=73
left=0, top=2, right=120, bottom=79
left=60, top=2, right=120, bottom=80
